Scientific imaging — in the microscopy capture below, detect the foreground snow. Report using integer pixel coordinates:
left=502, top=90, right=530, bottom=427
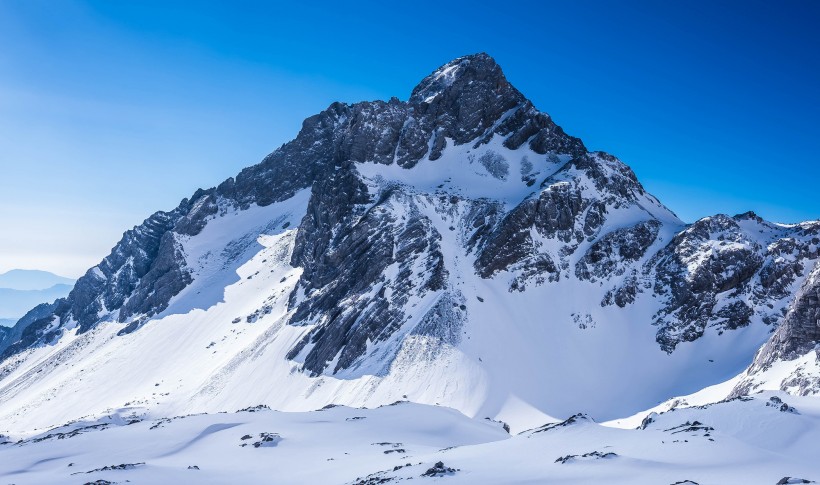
left=0, top=395, right=817, bottom=484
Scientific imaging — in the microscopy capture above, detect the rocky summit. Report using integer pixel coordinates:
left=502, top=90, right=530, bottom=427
left=1, top=53, right=820, bottom=448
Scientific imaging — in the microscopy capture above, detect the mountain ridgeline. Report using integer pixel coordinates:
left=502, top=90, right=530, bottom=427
left=1, top=54, right=819, bottom=429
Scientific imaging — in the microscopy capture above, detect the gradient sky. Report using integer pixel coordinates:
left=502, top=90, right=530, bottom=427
left=1, top=1, right=818, bottom=277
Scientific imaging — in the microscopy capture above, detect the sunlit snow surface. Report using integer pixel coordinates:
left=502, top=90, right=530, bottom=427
left=1, top=395, right=818, bottom=484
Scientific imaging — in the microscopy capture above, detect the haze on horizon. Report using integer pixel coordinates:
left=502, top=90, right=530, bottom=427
left=1, top=0, right=818, bottom=278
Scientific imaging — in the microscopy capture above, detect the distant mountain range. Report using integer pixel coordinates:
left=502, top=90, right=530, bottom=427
left=0, top=269, right=75, bottom=291
left=0, top=270, right=74, bottom=324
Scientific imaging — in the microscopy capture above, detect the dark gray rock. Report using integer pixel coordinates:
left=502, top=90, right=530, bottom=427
left=555, top=451, right=617, bottom=464
left=732, top=263, right=820, bottom=397
left=531, top=413, right=591, bottom=433
left=576, top=220, right=661, bottom=282
left=0, top=301, right=69, bottom=362
left=475, top=151, right=650, bottom=290
left=421, top=461, right=457, bottom=477
left=776, top=478, right=814, bottom=485
left=759, top=269, right=820, bottom=364
left=0, top=301, right=58, bottom=356
left=407, top=53, right=585, bottom=164
left=651, top=215, right=765, bottom=352
left=286, top=183, right=451, bottom=376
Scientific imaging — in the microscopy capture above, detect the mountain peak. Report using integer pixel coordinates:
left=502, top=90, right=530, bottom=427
left=409, top=52, right=519, bottom=106
left=402, top=53, right=584, bottom=162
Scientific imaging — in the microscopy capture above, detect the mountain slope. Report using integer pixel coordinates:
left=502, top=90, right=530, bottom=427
left=2, top=394, right=818, bottom=484
left=1, top=53, right=819, bottom=437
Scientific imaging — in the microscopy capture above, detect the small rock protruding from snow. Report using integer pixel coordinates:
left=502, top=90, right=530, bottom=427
left=554, top=451, right=617, bottom=464
left=421, top=461, right=457, bottom=477
left=776, top=478, right=814, bottom=485
left=639, top=412, right=658, bottom=430
left=767, top=396, right=798, bottom=413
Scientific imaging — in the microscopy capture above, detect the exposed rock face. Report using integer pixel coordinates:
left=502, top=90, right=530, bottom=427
left=405, top=53, right=585, bottom=164
left=764, top=267, right=820, bottom=363
left=650, top=215, right=764, bottom=351
left=0, top=327, right=10, bottom=351
left=2, top=52, right=820, bottom=400
left=647, top=215, right=820, bottom=354
left=0, top=301, right=60, bottom=359
left=286, top=175, right=452, bottom=375
left=731, top=253, right=820, bottom=397
left=475, top=151, right=663, bottom=294
left=575, top=220, right=661, bottom=282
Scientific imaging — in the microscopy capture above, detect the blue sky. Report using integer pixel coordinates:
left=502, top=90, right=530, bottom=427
left=1, top=1, right=818, bottom=277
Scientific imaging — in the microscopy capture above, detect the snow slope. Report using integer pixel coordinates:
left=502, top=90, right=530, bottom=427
left=1, top=394, right=817, bottom=484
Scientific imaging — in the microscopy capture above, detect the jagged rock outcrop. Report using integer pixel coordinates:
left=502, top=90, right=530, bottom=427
left=576, top=219, right=661, bottom=282
left=731, top=256, right=820, bottom=397
left=0, top=326, right=11, bottom=351
left=649, top=215, right=820, bottom=353
left=762, top=267, right=820, bottom=364
left=0, top=301, right=60, bottom=359
left=286, top=173, right=452, bottom=375
left=650, top=215, right=764, bottom=350
left=475, top=150, right=664, bottom=292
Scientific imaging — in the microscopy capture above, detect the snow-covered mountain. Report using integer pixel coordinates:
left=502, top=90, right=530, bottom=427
left=1, top=53, right=819, bottom=483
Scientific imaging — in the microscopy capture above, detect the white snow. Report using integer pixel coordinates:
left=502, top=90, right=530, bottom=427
left=357, top=135, right=571, bottom=210
left=1, top=394, right=818, bottom=484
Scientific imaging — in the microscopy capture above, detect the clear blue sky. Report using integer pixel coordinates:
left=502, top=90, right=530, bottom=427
left=1, top=1, right=818, bottom=277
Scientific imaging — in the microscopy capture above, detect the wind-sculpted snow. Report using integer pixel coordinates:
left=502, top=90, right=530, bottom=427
left=1, top=396, right=819, bottom=484
left=2, top=52, right=820, bottom=449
